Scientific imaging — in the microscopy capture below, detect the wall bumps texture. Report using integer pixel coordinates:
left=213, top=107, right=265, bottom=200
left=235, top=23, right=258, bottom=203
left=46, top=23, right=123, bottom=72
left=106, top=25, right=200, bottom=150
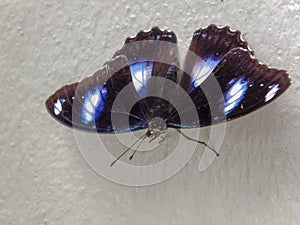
left=0, top=0, right=299, bottom=224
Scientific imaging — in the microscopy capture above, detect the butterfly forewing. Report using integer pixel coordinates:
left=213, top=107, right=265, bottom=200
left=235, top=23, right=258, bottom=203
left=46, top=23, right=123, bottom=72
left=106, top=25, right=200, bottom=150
left=168, top=48, right=291, bottom=127
left=46, top=56, right=148, bottom=133
left=211, top=48, right=291, bottom=120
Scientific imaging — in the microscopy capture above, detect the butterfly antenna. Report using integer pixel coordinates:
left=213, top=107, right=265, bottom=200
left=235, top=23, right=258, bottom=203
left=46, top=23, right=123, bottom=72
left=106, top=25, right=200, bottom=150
left=175, top=129, right=219, bottom=157
left=129, top=134, right=147, bottom=160
left=110, top=133, right=147, bottom=167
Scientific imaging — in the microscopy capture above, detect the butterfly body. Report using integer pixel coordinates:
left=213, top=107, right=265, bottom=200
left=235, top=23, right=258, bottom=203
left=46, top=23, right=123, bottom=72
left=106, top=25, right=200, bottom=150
left=45, top=25, right=291, bottom=135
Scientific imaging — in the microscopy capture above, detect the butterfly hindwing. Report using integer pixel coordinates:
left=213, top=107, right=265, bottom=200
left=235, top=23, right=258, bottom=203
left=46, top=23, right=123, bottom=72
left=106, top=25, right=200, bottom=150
left=179, top=25, right=252, bottom=92
left=113, top=27, right=181, bottom=121
left=113, top=26, right=179, bottom=98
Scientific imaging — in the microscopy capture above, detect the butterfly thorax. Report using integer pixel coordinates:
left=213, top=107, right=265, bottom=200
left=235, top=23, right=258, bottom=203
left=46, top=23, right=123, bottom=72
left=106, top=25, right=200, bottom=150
left=146, top=117, right=167, bottom=139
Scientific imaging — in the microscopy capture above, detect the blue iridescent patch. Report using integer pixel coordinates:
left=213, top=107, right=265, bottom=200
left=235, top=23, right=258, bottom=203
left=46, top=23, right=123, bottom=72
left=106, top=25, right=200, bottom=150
left=81, top=85, right=108, bottom=124
left=53, top=98, right=65, bottom=116
left=224, top=77, right=249, bottom=115
left=265, top=84, right=280, bottom=102
left=191, top=54, right=224, bottom=88
left=129, top=61, right=153, bottom=97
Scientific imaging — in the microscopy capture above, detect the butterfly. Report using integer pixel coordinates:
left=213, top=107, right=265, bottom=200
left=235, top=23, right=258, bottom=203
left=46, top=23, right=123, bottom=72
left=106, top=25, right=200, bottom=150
left=45, top=25, right=291, bottom=162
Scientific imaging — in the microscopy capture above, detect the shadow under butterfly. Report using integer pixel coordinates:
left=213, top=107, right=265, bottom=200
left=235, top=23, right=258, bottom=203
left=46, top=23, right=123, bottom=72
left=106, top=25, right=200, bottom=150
left=45, top=25, right=291, bottom=167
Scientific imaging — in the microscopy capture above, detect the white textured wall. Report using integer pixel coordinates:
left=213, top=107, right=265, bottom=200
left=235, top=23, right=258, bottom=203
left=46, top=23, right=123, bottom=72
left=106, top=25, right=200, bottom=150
left=1, top=0, right=299, bottom=224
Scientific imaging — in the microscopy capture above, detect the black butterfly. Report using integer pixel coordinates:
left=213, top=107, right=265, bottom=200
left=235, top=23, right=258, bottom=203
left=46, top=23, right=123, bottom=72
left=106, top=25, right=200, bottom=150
left=45, top=25, right=291, bottom=159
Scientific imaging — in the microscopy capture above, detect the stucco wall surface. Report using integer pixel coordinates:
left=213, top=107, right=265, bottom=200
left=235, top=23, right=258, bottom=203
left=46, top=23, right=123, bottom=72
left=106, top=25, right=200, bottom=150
left=0, top=0, right=299, bottom=225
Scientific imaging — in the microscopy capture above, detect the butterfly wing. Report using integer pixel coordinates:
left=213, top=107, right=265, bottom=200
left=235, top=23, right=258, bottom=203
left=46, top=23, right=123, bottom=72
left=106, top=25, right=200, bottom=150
left=178, top=25, right=252, bottom=92
left=113, top=26, right=179, bottom=97
left=167, top=48, right=291, bottom=128
left=46, top=27, right=180, bottom=133
left=113, top=27, right=181, bottom=121
left=45, top=56, right=148, bottom=133
left=208, top=48, right=290, bottom=122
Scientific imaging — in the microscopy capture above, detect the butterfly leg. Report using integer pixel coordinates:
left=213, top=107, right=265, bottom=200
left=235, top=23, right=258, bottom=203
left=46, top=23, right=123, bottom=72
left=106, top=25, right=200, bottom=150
left=158, top=136, right=165, bottom=144
left=175, top=129, right=219, bottom=156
